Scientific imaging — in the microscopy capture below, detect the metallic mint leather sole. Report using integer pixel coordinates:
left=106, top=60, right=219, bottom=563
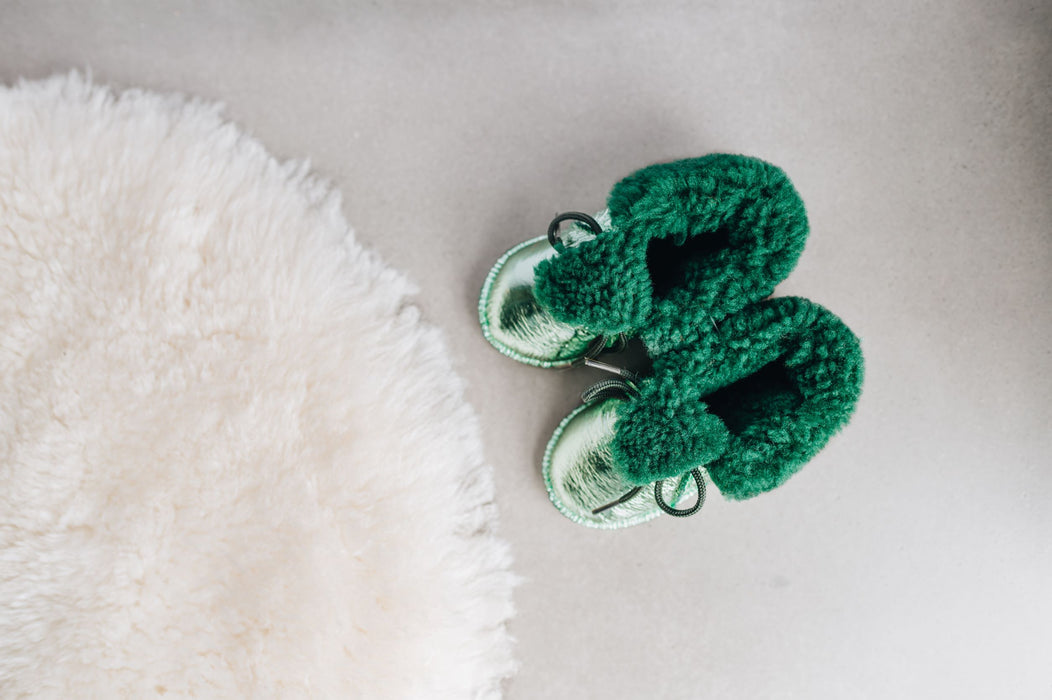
left=543, top=398, right=699, bottom=529
left=478, top=235, right=601, bottom=368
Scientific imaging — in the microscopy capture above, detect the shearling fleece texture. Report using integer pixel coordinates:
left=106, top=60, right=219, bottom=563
left=533, top=154, right=809, bottom=354
left=0, top=74, right=516, bottom=698
left=611, top=297, right=864, bottom=498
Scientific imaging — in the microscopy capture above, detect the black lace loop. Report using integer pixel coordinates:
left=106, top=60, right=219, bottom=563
left=547, top=211, right=602, bottom=249
left=654, top=469, right=706, bottom=517
left=581, top=378, right=636, bottom=404
left=579, top=377, right=707, bottom=520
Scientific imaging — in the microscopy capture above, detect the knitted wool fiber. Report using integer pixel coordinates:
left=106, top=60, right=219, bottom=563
left=533, top=154, right=809, bottom=353
left=611, top=297, right=864, bottom=499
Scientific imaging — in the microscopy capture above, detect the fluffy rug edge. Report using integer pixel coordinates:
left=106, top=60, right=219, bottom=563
left=0, top=71, right=518, bottom=697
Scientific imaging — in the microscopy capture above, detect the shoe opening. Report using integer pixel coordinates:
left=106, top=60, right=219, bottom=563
left=645, top=225, right=733, bottom=300
left=703, top=358, right=803, bottom=434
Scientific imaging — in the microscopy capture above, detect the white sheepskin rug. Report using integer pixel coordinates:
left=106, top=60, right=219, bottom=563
left=0, top=74, right=515, bottom=698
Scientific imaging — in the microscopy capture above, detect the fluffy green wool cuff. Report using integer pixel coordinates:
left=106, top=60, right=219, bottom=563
left=611, top=297, right=864, bottom=499
left=533, top=154, right=809, bottom=353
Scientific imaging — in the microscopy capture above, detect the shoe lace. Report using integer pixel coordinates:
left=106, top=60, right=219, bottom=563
left=579, top=370, right=706, bottom=518
left=547, top=211, right=602, bottom=249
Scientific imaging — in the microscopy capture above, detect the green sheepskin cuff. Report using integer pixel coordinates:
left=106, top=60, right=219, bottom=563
left=611, top=297, right=864, bottom=499
left=533, top=153, right=810, bottom=353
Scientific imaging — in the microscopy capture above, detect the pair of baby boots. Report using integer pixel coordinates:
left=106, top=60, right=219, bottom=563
left=479, top=154, right=864, bottom=529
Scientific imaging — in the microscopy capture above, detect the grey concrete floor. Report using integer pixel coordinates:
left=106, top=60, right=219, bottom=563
left=2, top=1, right=1050, bottom=698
